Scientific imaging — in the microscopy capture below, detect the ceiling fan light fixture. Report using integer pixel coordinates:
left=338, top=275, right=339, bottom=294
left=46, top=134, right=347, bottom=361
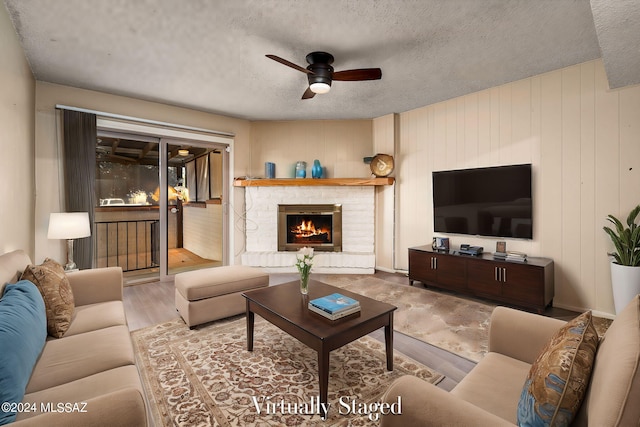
left=310, top=82, right=331, bottom=94
left=178, top=149, right=189, bottom=156
left=266, top=51, right=380, bottom=100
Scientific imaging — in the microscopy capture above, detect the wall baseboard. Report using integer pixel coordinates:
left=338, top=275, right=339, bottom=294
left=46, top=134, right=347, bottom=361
left=553, top=302, right=615, bottom=320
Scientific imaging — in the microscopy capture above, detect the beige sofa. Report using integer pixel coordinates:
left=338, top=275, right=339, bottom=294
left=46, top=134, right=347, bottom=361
left=381, top=296, right=640, bottom=426
left=0, top=250, right=147, bottom=426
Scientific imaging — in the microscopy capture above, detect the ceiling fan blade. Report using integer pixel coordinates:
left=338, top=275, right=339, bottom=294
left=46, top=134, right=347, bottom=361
left=302, top=87, right=316, bottom=99
left=332, top=68, right=382, bottom=81
left=266, top=54, right=314, bottom=74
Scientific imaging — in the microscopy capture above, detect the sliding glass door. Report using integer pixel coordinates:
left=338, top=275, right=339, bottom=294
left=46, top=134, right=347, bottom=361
left=162, top=139, right=228, bottom=276
left=94, top=129, right=229, bottom=284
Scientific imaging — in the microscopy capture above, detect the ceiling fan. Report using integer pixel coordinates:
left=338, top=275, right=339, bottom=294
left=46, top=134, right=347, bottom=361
left=266, top=51, right=382, bottom=99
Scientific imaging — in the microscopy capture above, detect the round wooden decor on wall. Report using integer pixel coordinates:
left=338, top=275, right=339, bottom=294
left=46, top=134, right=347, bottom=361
left=370, top=154, right=394, bottom=177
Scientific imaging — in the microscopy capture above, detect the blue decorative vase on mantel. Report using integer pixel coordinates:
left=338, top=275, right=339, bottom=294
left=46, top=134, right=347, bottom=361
left=295, top=161, right=307, bottom=178
left=312, top=159, right=323, bottom=179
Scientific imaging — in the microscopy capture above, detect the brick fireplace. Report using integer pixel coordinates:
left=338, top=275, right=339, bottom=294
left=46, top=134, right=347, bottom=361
left=240, top=185, right=375, bottom=273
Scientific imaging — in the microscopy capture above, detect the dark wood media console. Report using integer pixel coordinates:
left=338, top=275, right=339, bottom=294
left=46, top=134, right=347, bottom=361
left=408, top=245, right=554, bottom=313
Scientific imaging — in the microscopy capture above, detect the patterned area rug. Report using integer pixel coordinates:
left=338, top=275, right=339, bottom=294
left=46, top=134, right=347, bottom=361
left=322, top=275, right=495, bottom=362
left=132, top=316, right=443, bottom=427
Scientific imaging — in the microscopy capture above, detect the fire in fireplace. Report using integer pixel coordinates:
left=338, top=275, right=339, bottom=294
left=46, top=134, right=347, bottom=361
left=288, top=217, right=331, bottom=242
left=278, top=204, right=342, bottom=252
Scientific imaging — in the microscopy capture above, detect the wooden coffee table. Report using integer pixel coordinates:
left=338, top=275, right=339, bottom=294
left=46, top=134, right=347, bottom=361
left=242, top=279, right=397, bottom=416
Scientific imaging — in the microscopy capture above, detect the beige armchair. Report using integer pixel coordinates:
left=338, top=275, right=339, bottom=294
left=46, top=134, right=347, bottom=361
left=381, top=296, right=640, bottom=426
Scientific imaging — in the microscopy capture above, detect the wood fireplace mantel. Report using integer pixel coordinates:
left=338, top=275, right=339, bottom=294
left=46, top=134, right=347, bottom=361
left=233, top=177, right=394, bottom=187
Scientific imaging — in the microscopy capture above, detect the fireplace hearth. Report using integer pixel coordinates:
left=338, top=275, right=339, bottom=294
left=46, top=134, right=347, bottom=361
left=278, top=204, right=342, bottom=252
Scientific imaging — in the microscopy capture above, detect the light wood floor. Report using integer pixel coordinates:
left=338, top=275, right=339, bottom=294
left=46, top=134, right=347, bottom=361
left=122, top=270, right=580, bottom=392
left=122, top=248, right=221, bottom=285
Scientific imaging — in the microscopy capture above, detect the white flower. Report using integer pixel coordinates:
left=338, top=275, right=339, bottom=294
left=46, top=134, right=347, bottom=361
left=299, top=247, right=314, bottom=257
left=295, top=247, right=314, bottom=277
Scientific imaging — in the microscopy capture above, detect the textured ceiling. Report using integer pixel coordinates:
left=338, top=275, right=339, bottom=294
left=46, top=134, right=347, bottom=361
left=3, top=0, right=638, bottom=121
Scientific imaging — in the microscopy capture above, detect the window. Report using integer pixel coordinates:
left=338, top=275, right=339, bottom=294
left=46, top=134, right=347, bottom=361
left=184, top=150, right=223, bottom=202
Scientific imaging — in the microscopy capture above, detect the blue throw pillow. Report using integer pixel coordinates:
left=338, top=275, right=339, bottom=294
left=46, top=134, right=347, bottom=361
left=0, top=280, right=47, bottom=425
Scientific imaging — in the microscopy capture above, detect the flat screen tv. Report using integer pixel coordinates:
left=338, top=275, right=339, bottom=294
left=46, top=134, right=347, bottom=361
left=432, top=164, right=532, bottom=239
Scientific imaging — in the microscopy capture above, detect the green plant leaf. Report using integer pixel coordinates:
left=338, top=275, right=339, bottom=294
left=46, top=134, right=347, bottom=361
left=627, top=205, right=640, bottom=228
left=604, top=204, right=640, bottom=266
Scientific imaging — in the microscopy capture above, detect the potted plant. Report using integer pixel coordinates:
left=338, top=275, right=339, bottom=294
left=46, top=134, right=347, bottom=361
left=603, top=204, right=640, bottom=314
left=295, top=247, right=314, bottom=295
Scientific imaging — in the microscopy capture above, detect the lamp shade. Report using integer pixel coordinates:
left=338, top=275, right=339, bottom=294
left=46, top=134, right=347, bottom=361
left=47, top=212, right=91, bottom=239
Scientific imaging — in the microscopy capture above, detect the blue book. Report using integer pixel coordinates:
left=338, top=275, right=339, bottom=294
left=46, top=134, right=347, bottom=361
left=308, top=303, right=360, bottom=320
left=310, top=293, right=360, bottom=314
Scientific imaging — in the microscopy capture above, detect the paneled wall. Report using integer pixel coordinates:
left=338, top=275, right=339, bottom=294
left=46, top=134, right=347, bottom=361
left=391, top=59, right=640, bottom=315
left=373, top=114, right=397, bottom=271
left=249, top=120, right=373, bottom=178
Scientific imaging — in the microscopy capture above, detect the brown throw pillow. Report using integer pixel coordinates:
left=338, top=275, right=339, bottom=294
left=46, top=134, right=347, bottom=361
left=517, top=310, right=599, bottom=426
left=20, top=258, right=75, bottom=338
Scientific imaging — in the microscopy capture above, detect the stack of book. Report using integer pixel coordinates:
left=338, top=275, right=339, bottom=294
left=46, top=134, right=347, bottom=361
left=308, top=293, right=361, bottom=320
left=493, top=251, right=508, bottom=260
left=494, top=251, right=528, bottom=263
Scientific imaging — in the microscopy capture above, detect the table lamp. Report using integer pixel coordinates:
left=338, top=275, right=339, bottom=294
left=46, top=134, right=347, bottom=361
left=47, top=212, right=91, bottom=271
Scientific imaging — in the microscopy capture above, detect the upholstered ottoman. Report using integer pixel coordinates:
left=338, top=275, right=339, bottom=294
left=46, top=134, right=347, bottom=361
left=175, top=265, right=269, bottom=328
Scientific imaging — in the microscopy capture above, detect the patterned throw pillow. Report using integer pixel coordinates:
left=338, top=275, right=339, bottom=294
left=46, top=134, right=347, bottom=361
left=517, top=311, right=599, bottom=427
left=20, top=258, right=75, bottom=338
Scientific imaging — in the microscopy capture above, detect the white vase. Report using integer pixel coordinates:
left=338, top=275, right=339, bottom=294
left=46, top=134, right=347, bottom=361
left=610, top=262, right=640, bottom=314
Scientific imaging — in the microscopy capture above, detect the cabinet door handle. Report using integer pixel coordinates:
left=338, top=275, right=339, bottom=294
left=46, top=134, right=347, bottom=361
left=495, top=267, right=507, bottom=283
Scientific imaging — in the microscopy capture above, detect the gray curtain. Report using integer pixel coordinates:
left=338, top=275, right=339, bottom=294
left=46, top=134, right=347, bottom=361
left=63, top=110, right=96, bottom=269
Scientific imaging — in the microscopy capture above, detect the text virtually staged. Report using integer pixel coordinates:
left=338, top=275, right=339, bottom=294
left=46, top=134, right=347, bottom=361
left=251, top=394, right=403, bottom=421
